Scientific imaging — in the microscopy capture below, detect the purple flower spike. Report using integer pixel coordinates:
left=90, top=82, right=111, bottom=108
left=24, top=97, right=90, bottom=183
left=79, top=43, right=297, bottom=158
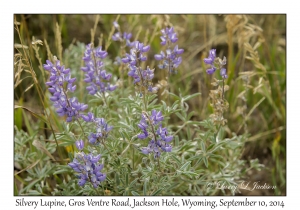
left=121, top=40, right=156, bottom=92
left=86, top=117, right=113, bottom=145
left=137, top=110, right=173, bottom=158
left=81, top=44, right=117, bottom=95
left=43, top=59, right=88, bottom=122
left=68, top=147, right=106, bottom=188
left=75, top=140, right=84, bottom=151
left=112, top=21, right=133, bottom=47
left=155, top=27, right=183, bottom=74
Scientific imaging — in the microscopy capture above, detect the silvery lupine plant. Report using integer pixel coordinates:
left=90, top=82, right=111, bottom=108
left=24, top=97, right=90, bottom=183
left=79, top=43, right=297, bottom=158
left=154, top=27, right=184, bottom=74
left=36, top=19, right=264, bottom=196
left=68, top=140, right=106, bottom=188
left=138, top=110, right=173, bottom=158
left=43, top=58, right=88, bottom=122
left=81, top=44, right=117, bottom=95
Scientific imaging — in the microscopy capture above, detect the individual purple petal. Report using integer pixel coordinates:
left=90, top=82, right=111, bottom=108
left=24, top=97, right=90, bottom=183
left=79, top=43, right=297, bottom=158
left=97, top=173, right=106, bottom=182
left=62, top=68, right=70, bottom=74
left=107, top=84, right=117, bottom=91
left=170, top=34, right=178, bottom=43
left=209, top=49, right=216, bottom=58
left=140, top=55, right=147, bottom=61
left=206, top=67, right=217, bottom=75
left=164, top=145, right=172, bottom=152
left=90, top=154, right=101, bottom=163
left=174, top=45, right=184, bottom=55
left=138, top=133, right=148, bottom=139
left=141, top=147, right=150, bottom=155
left=43, top=62, right=52, bottom=70
left=80, top=104, right=88, bottom=111
left=50, top=96, right=59, bottom=101
left=113, top=21, right=119, bottom=28
left=164, top=135, right=173, bottom=142
left=204, top=57, right=214, bottom=65
left=220, top=68, right=228, bottom=79
left=154, top=54, right=163, bottom=60
left=75, top=140, right=84, bottom=151
left=141, top=45, right=150, bottom=53
left=152, top=110, right=164, bottom=124
left=121, top=57, right=130, bottom=63
left=160, top=36, right=167, bottom=46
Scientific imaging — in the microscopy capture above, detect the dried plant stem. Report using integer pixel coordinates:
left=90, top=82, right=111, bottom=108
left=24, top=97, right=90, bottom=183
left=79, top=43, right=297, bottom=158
left=132, top=147, right=135, bottom=170
left=15, top=23, right=64, bottom=161
left=222, top=78, right=225, bottom=100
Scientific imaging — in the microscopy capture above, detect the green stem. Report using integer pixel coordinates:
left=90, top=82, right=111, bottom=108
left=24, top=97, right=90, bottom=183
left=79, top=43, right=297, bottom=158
left=76, top=119, right=85, bottom=135
left=143, top=92, right=147, bottom=111
left=222, top=78, right=225, bottom=100
left=102, top=139, right=118, bottom=159
left=132, top=147, right=135, bottom=170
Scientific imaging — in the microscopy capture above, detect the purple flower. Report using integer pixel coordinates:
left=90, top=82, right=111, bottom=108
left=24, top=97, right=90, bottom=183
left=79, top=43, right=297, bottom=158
left=220, top=68, right=228, bottom=79
left=154, top=27, right=184, bottom=74
left=150, top=110, right=164, bottom=125
left=68, top=146, right=106, bottom=188
left=203, top=49, right=227, bottom=79
left=141, top=147, right=151, bottom=155
left=122, top=40, right=156, bottom=93
left=137, top=110, right=172, bottom=158
left=112, top=21, right=133, bottom=47
left=82, top=112, right=113, bottom=144
left=81, top=44, right=117, bottom=95
left=81, top=112, right=95, bottom=122
left=43, top=59, right=88, bottom=122
left=141, top=67, right=154, bottom=81
left=112, top=32, right=121, bottom=41
left=160, top=27, right=178, bottom=45
left=75, top=140, right=84, bottom=151
left=154, top=51, right=165, bottom=60
left=206, top=67, right=217, bottom=75
left=113, top=21, right=119, bottom=29
left=204, top=57, right=214, bottom=65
